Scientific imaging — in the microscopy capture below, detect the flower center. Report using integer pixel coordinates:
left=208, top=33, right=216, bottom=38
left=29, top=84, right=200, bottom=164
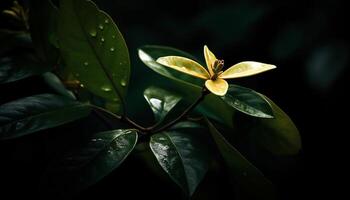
left=211, top=59, right=224, bottom=80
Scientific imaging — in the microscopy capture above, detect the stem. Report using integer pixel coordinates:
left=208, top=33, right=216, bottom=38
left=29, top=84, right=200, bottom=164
left=152, top=87, right=209, bottom=133
left=91, top=105, right=148, bottom=133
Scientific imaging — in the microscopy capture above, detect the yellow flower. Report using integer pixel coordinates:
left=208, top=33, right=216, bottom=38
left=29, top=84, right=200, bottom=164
left=156, top=45, right=276, bottom=96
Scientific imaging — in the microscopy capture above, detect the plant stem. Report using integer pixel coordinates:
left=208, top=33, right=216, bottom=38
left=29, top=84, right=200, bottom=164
left=152, top=87, right=209, bottom=133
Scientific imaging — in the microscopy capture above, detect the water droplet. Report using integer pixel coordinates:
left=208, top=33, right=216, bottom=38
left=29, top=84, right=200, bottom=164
left=91, top=139, right=97, bottom=142
left=98, top=24, right=104, bottom=30
left=80, top=84, right=84, bottom=88
left=112, top=98, right=119, bottom=102
left=101, top=85, right=112, bottom=92
left=104, top=19, right=109, bottom=24
left=112, top=35, right=116, bottom=39
left=83, top=61, right=89, bottom=66
left=110, top=47, right=115, bottom=52
left=119, top=62, right=123, bottom=65
left=90, top=30, right=97, bottom=37
left=100, top=37, right=105, bottom=42
left=120, top=79, right=127, bottom=87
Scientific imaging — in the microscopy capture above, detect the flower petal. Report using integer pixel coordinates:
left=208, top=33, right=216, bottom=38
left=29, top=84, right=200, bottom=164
left=204, top=45, right=217, bottom=77
left=219, top=61, right=276, bottom=79
left=156, top=56, right=210, bottom=79
left=205, top=79, right=228, bottom=96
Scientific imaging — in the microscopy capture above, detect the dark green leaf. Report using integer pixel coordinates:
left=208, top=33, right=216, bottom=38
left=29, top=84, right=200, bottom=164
left=43, top=129, right=137, bottom=193
left=29, top=0, right=59, bottom=64
left=222, top=84, right=274, bottom=118
left=0, top=94, right=91, bottom=139
left=206, top=119, right=276, bottom=199
left=150, top=131, right=209, bottom=196
left=144, top=86, right=181, bottom=123
left=138, top=45, right=204, bottom=86
left=58, top=0, right=130, bottom=114
left=0, top=32, right=32, bottom=55
left=252, top=96, right=301, bottom=155
left=42, top=72, right=76, bottom=100
left=0, top=53, right=48, bottom=84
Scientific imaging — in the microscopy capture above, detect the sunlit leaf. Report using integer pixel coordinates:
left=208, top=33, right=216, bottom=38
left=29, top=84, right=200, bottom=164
left=144, top=86, right=181, bottom=123
left=205, top=78, right=228, bottom=96
left=0, top=94, right=91, bottom=139
left=58, top=0, right=130, bottom=114
left=206, top=119, right=276, bottom=199
left=222, top=84, right=274, bottom=118
left=220, top=61, right=276, bottom=79
left=42, top=129, right=137, bottom=194
left=138, top=45, right=204, bottom=86
left=156, top=56, right=210, bottom=79
left=150, top=130, right=209, bottom=196
left=0, top=53, right=48, bottom=84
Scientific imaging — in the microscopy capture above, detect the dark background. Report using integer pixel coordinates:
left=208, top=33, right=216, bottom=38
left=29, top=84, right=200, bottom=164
left=1, top=0, right=348, bottom=199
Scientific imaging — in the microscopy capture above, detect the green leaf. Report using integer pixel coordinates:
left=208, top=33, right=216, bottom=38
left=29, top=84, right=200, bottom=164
left=150, top=131, right=209, bottom=196
left=206, top=119, right=276, bottom=200
left=138, top=45, right=204, bottom=86
left=43, top=129, right=137, bottom=193
left=144, top=86, right=181, bottom=123
left=252, top=96, right=301, bottom=155
left=0, top=94, right=91, bottom=139
left=42, top=72, right=76, bottom=100
left=0, top=32, right=32, bottom=55
left=58, top=0, right=130, bottom=114
left=0, top=53, right=48, bottom=84
left=222, top=84, right=274, bottom=118
left=29, top=0, right=59, bottom=64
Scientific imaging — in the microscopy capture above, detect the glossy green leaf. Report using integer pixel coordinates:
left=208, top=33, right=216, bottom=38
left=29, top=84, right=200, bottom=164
left=252, top=96, right=301, bottom=155
left=150, top=131, right=209, bottom=196
left=42, top=72, right=76, bottom=100
left=206, top=119, right=276, bottom=199
left=29, top=0, right=59, bottom=64
left=0, top=94, right=91, bottom=139
left=58, top=0, right=130, bottom=114
left=138, top=45, right=204, bottom=86
left=144, top=86, right=181, bottom=123
left=43, top=129, right=137, bottom=193
left=222, top=84, right=274, bottom=118
left=0, top=53, right=48, bottom=84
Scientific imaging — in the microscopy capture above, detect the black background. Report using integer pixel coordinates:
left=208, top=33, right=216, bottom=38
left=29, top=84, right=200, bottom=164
left=1, top=0, right=348, bottom=199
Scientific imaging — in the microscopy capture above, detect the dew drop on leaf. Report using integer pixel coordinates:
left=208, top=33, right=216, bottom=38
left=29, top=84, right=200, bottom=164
left=89, top=30, right=97, bottom=37
left=120, top=79, right=127, bottom=87
left=110, top=47, right=115, bottom=52
left=100, top=37, right=105, bottom=42
left=80, top=84, right=84, bottom=88
left=83, top=61, right=89, bottom=66
left=104, top=19, right=109, bottom=24
left=112, top=35, right=115, bottom=39
left=101, top=85, right=112, bottom=92
left=99, top=24, right=104, bottom=30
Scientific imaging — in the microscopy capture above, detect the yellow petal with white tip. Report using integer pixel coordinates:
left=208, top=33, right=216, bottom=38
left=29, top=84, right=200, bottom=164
left=205, top=79, right=228, bottom=96
left=219, top=61, right=276, bottom=79
left=204, top=45, right=217, bottom=77
left=156, top=56, right=210, bottom=79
